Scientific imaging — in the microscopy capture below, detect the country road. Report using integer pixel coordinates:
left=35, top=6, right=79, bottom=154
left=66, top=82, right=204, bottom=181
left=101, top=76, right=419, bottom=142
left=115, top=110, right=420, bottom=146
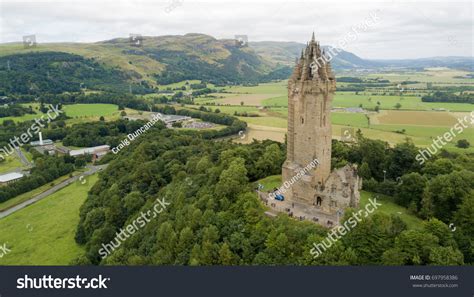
left=0, top=164, right=108, bottom=219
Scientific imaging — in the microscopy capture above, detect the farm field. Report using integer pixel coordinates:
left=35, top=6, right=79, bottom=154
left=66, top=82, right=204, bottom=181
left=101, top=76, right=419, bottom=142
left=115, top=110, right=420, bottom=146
left=229, top=106, right=473, bottom=151
left=366, top=68, right=474, bottom=84
left=190, top=70, right=473, bottom=152
left=62, top=103, right=117, bottom=117
left=0, top=103, right=136, bottom=126
left=263, top=91, right=473, bottom=111
left=0, top=173, right=98, bottom=265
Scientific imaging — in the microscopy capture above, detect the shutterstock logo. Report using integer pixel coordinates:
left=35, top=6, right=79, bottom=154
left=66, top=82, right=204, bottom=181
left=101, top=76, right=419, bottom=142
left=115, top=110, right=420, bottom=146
left=17, top=275, right=110, bottom=289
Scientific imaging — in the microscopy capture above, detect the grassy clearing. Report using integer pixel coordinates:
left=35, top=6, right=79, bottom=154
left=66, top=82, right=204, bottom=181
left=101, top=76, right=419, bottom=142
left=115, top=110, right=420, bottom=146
left=0, top=155, right=23, bottom=174
left=0, top=170, right=86, bottom=212
left=256, top=175, right=422, bottom=230
left=0, top=174, right=97, bottom=265
left=359, top=191, right=423, bottom=230
left=0, top=148, right=32, bottom=174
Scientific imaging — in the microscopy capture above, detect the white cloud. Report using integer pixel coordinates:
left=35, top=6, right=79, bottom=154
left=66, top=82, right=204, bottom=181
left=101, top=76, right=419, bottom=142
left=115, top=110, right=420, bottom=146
left=0, top=0, right=472, bottom=59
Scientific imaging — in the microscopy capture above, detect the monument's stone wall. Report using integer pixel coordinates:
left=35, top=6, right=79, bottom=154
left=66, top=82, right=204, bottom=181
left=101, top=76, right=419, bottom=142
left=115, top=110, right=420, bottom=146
left=282, top=34, right=361, bottom=220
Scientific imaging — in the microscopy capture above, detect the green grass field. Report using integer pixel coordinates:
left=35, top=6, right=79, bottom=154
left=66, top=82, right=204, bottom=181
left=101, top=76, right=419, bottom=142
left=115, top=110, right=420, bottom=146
left=0, top=103, right=121, bottom=125
left=62, top=103, right=118, bottom=117
left=0, top=148, right=32, bottom=174
left=226, top=81, right=287, bottom=94
left=191, top=73, right=473, bottom=152
left=359, top=191, right=423, bottom=230
left=0, top=155, right=23, bottom=174
left=0, top=174, right=97, bottom=265
left=0, top=170, right=87, bottom=212
left=262, top=92, right=473, bottom=111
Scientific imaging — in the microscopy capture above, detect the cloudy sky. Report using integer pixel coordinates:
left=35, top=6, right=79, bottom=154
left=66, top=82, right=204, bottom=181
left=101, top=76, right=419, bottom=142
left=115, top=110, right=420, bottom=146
left=0, top=0, right=472, bottom=59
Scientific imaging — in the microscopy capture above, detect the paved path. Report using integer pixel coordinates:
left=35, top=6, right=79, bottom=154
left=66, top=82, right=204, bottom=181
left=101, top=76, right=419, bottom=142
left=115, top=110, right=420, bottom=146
left=0, top=164, right=108, bottom=219
left=15, top=148, right=31, bottom=167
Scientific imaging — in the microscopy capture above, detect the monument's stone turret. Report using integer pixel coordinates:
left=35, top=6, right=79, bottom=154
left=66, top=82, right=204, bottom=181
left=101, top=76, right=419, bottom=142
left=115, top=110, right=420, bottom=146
left=282, top=33, right=361, bottom=219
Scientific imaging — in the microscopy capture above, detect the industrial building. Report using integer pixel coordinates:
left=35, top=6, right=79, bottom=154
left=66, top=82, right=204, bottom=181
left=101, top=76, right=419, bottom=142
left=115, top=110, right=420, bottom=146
left=0, top=172, right=24, bottom=186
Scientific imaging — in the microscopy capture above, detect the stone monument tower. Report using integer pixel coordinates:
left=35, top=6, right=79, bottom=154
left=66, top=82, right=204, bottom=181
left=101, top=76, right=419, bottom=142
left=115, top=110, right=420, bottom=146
left=281, top=33, right=361, bottom=218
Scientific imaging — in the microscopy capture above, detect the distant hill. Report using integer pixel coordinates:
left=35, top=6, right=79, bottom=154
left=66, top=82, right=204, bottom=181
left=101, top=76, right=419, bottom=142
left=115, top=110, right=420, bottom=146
left=371, top=56, right=474, bottom=71
left=249, top=41, right=473, bottom=71
left=0, top=34, right=292, bottom=94
left=0, top=33, right=472, bottom=95
left=249, top=41, right=378, bottom=69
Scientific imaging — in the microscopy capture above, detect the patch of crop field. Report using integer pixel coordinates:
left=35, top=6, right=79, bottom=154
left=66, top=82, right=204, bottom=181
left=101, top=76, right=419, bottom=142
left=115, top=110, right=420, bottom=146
left=262, top=92, right=425, bottom=110
left=240, top=116, right=288, bottom=128
left=194, top=93, right=237, bottom=104
left=370, top=124, right=474, bottom=152
left=63, top=104, right=137, bottom=125
left=372, top=110, right=460, bottom=126
left=218, top=94, right=281, bottom=106
left=366, top=69, right=474, bottom=84
left=233, top=119, right=417, bottom=147
left=236, top=124, right=286, bottom=144
left=267, top=107, right=288, bottom=117
left=229, top=106, right=471, bottom=151
left=262, top=95, right=288, bottom=106
left=332, top=124, right=421, bottom=145
left=226, top=81, right=287, bottom=94
left=0, top=173, right=98, bottom=265
left=334, top=92, right=417, bottom=110
left=332, top=112, right=369, bottom=127
left=332, top=92, right=473, bottom=112
left=200, top=105, right=262, bottom=115
left=451, top=112, right=474, bottom=123
left=408, top=102, right=473, bottom=112
left=62, top=103, right=118, bottom=117
left=0, top=103, right=124, bottom=125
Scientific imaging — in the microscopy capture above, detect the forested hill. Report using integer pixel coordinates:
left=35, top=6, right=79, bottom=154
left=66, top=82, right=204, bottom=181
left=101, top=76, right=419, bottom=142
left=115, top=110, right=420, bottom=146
left=0, top=34, right=292, bottom=93
left=73, top=125, right=473, bottom=266
left=0, top=52, right=155, bottom=95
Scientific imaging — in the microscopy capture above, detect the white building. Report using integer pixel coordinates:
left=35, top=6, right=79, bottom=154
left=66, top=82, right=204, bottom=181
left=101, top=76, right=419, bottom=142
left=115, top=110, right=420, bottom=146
left=0, top=172, right=24, bottom=186
left=69, top=145, right=110, bottom=158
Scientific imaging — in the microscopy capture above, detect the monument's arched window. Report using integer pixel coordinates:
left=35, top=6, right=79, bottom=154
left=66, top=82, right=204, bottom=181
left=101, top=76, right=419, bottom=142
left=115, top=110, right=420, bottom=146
left=316, top=196, right=322, bottom=206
